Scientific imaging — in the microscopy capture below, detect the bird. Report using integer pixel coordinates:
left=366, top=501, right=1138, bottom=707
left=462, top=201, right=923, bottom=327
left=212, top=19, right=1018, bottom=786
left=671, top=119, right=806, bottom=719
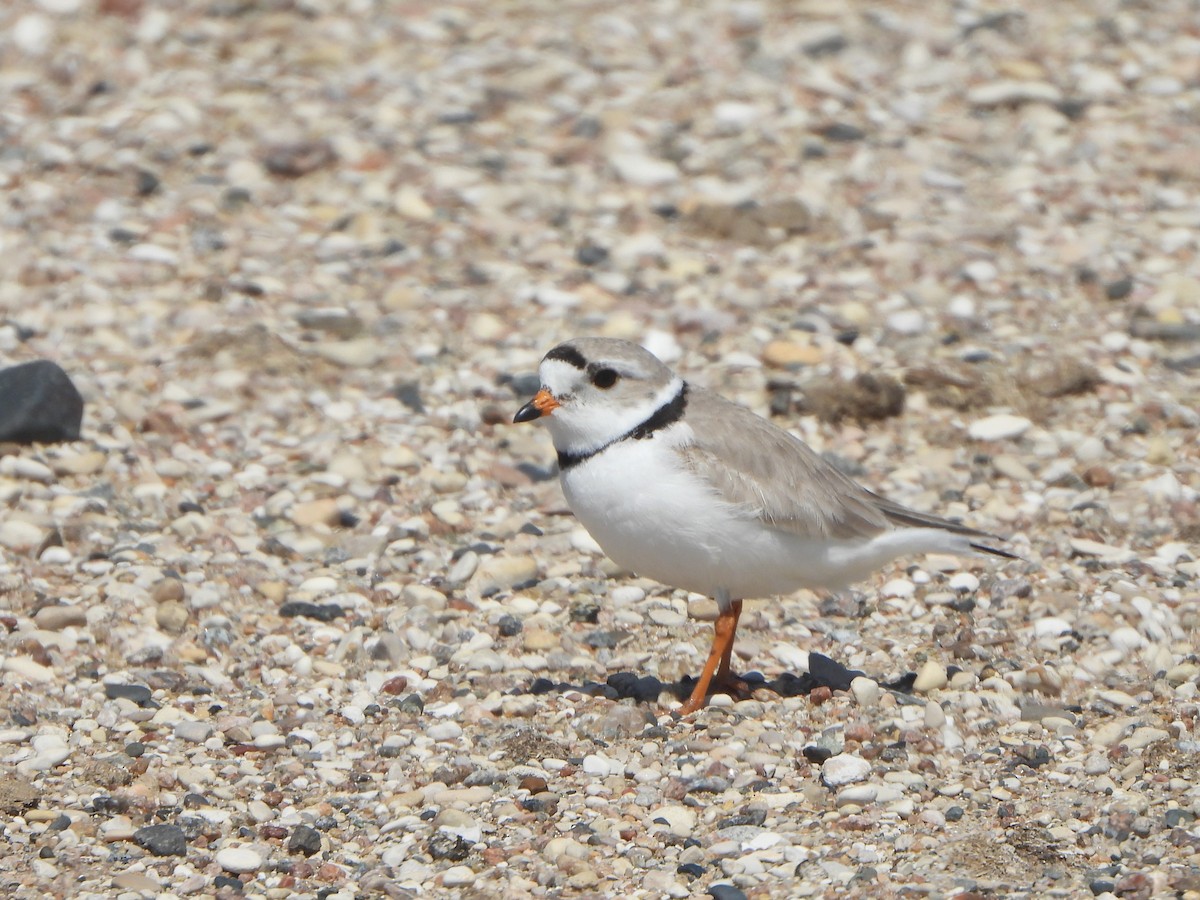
left=513, top=337, right=1015, bottom=715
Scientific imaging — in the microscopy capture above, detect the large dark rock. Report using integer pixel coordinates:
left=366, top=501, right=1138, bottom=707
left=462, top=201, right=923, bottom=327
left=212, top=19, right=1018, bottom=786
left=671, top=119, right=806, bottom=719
left=0, top=360, right=84, bottom=444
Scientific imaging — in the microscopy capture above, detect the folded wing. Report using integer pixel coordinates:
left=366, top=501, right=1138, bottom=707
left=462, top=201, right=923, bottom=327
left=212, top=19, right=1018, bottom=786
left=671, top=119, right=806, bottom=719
left=678, top=386, right=1008, bottom=551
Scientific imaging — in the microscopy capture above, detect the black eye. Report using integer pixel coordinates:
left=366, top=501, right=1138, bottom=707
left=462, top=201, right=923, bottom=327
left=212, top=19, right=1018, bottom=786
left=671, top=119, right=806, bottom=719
left=591, top=367, right=619, bottom=389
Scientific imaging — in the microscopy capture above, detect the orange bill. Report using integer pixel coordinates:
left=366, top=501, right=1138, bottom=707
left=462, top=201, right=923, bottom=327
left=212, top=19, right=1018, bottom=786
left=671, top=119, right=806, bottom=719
left=513, top=388, right=559, bottom=423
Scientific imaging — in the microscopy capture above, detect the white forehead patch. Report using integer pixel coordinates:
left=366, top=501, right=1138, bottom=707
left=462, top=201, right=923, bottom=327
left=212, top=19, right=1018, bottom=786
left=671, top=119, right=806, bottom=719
left=540, top=358, right=586, bottom=396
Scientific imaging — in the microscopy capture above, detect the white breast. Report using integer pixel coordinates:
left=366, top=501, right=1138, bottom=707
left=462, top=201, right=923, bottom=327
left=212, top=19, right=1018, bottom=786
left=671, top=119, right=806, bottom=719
left=562, top=427, right=823, bottom=598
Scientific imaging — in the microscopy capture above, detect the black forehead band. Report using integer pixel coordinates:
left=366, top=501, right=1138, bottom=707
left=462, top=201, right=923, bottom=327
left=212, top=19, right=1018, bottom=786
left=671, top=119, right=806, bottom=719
left=544, top=345, right=587, bottom=369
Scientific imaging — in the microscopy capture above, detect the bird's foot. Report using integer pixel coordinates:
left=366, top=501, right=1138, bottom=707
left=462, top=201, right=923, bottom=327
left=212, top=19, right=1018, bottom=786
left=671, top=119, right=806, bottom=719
left=675, top=671, right=755, bottom=716
left=712, top=672, right=755, bottom=701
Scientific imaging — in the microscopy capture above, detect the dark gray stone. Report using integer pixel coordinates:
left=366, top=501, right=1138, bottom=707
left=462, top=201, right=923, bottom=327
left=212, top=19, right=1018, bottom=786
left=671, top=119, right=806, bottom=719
left=134, top=823, right=187, bottom=856
left=0, top=360, right=84, bottom=444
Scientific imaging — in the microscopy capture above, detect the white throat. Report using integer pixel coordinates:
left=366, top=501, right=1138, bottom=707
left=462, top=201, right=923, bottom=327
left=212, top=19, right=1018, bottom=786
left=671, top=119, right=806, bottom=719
left=545, top=375, right=685, bottom=457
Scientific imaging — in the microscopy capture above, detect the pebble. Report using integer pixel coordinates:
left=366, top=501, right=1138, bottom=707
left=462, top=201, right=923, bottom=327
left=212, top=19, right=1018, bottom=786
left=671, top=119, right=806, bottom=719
left=289, top=498, right=342, bottom=527
left=850, top=677, right=881, bottom=708
left=427, top=722, right=463, bottom=742
left=651, top=806, right=697, bottom=836
left=442, top=865, right=477, bottom=886
left=1, top=457, right=56, bottom=483
left=173, top=721, right=213, bottom=743
left=967, top=414, right=1032, bottom=441
left=913, top=661, right=948, bottom=693
left=885, top=310, right=927, bottom=335
left=820, top=754, right=872, bottom=787
left=1091, top=718, right=1136, bottom=748
left=967, top=80, right=1062, bottom=107
left=2, top=656, right=55, bottom=683
left=648, top=607, right=686, bottom=628
left=880, top=579, right=915, bottom=599
left=215, top=846, right=264, bottom=874
left=38, top=545, right=72, bottom=565
left=112, top=873, right=162, bottom=893
left=762, top=339, right=823, bottom=368
left=19, top=744, right=70, bottom=774
left=0, top=520, right=45, bottom=551
left=1034, top=617, right=1072, bottom=638
left=134, top=823, right=187, bottom=857
left=947, top=572, right=979, bottom=593
left=962, top=259, right=998, bottom=283
left=99, top=816, right=135, bottom=842
left=156, top=601, right=189, bottom=634
left=610, top=151, right=679, bottom=187
left=709, top=885, right=749, bottom=900
left=582, top=753, right=619, bottom=776
left=33, top=605, right=87, bottom=631
left=1109, top=627, right=1145, bottom=654
left=1124, top=727, right=1169, bottom=751
left=472, top=556, right=538, bottom=594
left=288, top=824, right=322, bottom=856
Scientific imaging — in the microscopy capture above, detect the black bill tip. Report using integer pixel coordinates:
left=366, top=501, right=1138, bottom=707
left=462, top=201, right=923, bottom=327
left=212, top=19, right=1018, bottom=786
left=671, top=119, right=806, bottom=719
left=513, top=399, right=542, bottom=423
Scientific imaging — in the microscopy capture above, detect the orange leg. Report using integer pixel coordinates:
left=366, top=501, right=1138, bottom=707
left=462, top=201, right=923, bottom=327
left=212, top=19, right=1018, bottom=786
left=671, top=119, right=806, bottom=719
left=716, top=600, right=743, bottom=681
left=678, top=599, right=742, bottom=716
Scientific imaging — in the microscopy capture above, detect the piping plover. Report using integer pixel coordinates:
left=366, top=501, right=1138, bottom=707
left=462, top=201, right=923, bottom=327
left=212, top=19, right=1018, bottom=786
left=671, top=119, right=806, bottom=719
left=514, top=337, right=1014, bottom=715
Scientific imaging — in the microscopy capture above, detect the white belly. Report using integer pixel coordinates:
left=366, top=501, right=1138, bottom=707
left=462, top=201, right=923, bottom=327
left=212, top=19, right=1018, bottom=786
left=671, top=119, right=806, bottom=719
left=560, top=432, right=977, bottom=600
left=563, top=435, right=839, bottom=598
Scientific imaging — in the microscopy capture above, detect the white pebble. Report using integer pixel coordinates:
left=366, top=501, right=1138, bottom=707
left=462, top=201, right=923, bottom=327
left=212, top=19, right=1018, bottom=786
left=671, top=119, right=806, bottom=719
left=962, top=260, right=998, bottom=283
left=913, top=660, right=948, bottom=693
left=771, top=643, right=809, bottom=672
left=215, top=847, right=263, bottom=874
left=426, top=722, right=463, bottom=742
left=650, top=805, right=696, bottom=835
left=886, top=309, right=927, bottom=335
left=850, top=676, right=880, bottom=708
left=648, top=607, right=686, bottom=628
left=0, top=457, right=55, bottom=482
left=947, top=295, right=976, bottom=318
left=835, top=785, right=877, bottom=807
left=128, top=243, right=179, bottom=265
left=821, top=753, right=872, bottom=787
left=924, top=701, right=947, bottom=729
left=1033, top=617, right=1072, bottom=638
left=920, top=808, right=946, bottom=829
left=948, top=572, right=979, bottom=593
left=880, top=579, right=915, bottom=599
left=610, top=152, right=679, bottom=187
left=1109, top=627, right=1145, bottom=654
left=14, top=14, right=53, bottom=55
left=609, top=585, right=645, bottom=605
left=298, top=575, right=338, bottom=595
left=1143, top=472, right=1183, bottom=501
left=2, top=656, right=54, bottom=682
left=570, top=529, right=604, bottom=555
left=442, top=865, right=476, bottom=886
left=17, top=748, right=70, bottom=774
left=38, top=546, right=72, bottom=565
left=0, top=520, right=45, bottom=551
left=582, top=753, right=615, bottom=776
left=968, top=414, right=1032, bottom=441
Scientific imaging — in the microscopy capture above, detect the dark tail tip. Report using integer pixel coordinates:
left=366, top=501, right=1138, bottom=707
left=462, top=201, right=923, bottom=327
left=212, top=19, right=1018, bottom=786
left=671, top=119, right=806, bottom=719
left=971, top=542, right=1022, bottom=561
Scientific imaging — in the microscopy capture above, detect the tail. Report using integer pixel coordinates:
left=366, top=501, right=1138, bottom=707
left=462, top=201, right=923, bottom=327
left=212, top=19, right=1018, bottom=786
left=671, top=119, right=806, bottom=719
left=970, top=542, right=1022, bottom=561
left=867, top=491, right=1022, bottom=562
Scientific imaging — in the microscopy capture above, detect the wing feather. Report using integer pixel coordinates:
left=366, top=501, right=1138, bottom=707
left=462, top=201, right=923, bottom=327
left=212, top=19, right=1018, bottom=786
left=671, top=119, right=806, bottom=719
left=677, top=387, right=1001, bottom=543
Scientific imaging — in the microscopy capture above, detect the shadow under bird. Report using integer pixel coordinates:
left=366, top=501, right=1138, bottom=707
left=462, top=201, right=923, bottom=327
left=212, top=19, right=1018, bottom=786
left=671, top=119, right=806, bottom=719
left=514, top=337, right=1016, bottom=715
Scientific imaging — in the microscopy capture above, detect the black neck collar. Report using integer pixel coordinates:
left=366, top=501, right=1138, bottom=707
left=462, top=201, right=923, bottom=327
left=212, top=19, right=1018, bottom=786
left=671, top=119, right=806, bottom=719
left=558, top=382, right=689, bottom=472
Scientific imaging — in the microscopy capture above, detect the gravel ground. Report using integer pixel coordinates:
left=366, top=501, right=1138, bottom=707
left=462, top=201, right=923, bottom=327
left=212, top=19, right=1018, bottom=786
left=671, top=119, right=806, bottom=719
left=1, top=1, right=1199, bottom=898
